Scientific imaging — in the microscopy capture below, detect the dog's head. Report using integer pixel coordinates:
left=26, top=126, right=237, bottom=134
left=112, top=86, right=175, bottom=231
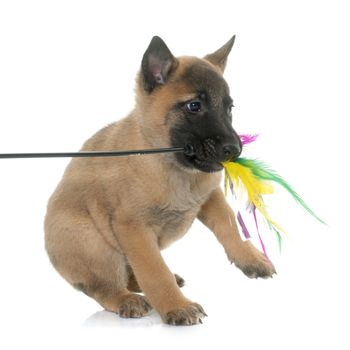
left=136, top=36, right=241, bottom=173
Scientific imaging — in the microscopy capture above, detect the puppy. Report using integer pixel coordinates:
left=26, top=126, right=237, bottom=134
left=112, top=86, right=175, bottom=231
left=44, top=36, right=276, bottom=325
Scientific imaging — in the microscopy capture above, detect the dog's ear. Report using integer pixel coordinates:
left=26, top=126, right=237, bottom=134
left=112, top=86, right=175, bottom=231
left=141, top=36, right=178, bottom=92
left=204, top=35, right=235, bottom=73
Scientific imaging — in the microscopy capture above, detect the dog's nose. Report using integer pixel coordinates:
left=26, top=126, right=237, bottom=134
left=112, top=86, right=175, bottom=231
left=222, top=143, right=242, bottom=161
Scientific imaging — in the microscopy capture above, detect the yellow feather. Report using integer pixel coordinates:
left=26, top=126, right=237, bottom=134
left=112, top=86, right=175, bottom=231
left=222, top=161, right=273, bottom=199
left=222, top=161, right=287, bottom=235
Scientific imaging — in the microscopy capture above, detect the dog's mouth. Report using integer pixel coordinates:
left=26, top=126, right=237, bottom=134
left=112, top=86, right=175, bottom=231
left=176, top=143, right=222, bottom=173
left=183, top=154, right=223, bottom=173
left=191, top=157, right=223, bottom=173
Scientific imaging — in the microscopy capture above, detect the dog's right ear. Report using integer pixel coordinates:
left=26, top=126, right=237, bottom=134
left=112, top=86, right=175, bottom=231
left=204, top=35, right=236, bottom=73
left=141, top=36, right=178, bottom=92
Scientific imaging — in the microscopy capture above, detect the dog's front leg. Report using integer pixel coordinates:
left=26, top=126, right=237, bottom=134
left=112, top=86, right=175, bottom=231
left=198, top=188, right=276, bottom=278
left=115, top=222, right=207, bottom=325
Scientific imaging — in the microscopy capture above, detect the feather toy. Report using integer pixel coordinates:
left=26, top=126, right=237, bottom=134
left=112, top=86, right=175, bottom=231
left=0, top=134, right=324, bottom=257
left=223, top=134, right=325, bottom=256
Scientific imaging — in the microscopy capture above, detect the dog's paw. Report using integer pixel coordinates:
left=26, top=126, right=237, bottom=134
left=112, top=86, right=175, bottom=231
left=164, top=302, right=207, bottom=326
left=232, top=241, right=276, bottom=279
left=118, top=294, right=152, bottom=318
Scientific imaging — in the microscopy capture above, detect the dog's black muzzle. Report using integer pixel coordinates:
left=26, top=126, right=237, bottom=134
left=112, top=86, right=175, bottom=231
left=183, top=134, right=242, bottom=172
left=184, top=136, right=242, bottom=161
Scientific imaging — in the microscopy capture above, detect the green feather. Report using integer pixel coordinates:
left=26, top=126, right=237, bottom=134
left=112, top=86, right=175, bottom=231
left=236, top=158, right=326, bottom=225
left=267, top=222, right=283, bottom=253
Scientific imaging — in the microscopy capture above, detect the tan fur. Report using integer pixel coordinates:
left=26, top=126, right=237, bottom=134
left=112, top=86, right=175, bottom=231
left=45, top=41, right=275, bottom=325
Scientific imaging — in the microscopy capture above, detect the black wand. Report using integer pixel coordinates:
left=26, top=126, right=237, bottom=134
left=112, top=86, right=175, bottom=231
left=0, top=146, right=196, bottom=159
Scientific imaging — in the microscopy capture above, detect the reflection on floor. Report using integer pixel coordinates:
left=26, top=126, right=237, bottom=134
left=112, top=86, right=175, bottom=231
left=83, top=309, right=162, bottom=328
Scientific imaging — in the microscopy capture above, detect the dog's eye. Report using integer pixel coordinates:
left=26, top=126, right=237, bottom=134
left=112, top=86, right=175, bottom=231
left=186, top=101, right=202, bottom=113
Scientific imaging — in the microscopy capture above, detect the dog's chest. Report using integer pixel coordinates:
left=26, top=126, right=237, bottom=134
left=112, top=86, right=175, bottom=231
left=147, top=173, right=219, bottom=249
left=149, top=204, right=193, bottom=229
left=148, top=204, right=198, bottom=249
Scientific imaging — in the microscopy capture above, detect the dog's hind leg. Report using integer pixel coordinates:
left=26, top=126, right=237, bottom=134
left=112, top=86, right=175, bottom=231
left=73, top=276, right=152, bottom=317
left=45, top=214, right=152, bottom=318
left=92, top=288, right=152, bottom=318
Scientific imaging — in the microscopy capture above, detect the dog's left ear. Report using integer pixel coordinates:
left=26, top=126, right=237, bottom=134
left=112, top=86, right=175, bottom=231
left=204, top=35, right=236, bottom=73
left=141, top=36, right=178, bottom=92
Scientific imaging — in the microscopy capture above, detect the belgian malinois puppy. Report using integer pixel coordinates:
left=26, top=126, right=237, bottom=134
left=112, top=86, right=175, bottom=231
left=45, top=35, right=276, bottom=325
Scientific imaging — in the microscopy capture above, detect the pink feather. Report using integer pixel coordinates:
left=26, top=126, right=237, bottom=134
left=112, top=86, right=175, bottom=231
left=237, top=211, right=251, bottom=239
left=252, top=206, right=268, bottom=257
left=239, top=134, right=258, bottom=145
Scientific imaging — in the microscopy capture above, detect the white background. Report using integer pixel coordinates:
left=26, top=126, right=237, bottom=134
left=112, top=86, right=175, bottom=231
left=0, top=1, right=349, bottom=349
